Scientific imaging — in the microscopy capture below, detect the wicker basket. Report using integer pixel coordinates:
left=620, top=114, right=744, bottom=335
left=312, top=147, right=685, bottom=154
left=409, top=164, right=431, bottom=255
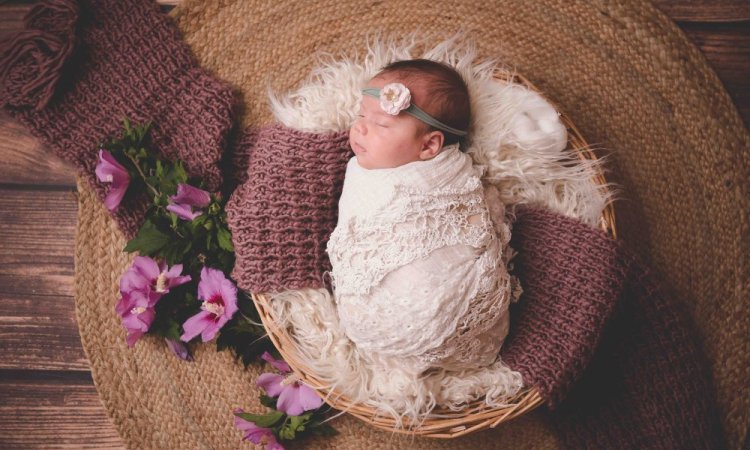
left=251, top=69, right=617, bottom=439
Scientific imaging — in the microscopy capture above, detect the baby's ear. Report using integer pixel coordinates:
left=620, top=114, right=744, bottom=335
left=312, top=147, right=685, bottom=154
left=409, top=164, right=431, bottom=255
left=420, top=131, right=444, bottom=160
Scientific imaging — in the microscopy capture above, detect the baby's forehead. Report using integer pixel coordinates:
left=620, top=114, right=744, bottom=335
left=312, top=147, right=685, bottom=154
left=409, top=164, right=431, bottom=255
left=358, top=96, right=389, bottom=116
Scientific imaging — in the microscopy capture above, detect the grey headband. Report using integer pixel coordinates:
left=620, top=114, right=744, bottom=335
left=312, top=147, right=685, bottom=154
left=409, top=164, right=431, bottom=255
left=361, top=84, right=468, bottom=137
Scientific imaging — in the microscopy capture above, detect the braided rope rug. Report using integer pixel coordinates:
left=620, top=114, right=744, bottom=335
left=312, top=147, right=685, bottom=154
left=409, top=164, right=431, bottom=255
left=74, top=0, right=749, bottom=448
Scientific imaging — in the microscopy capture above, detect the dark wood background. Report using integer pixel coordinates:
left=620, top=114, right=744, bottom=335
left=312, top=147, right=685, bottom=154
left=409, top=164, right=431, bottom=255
left=0, top=1, right=748, bottom=448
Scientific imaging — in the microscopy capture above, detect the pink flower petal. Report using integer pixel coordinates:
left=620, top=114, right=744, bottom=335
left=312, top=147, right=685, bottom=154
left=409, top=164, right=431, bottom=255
left=122, top=307, right=155, bottom=331
left=199, top=319, right=222, bottom=342
left=167, top=184, right=211, bottom=221
left=125, top=329, right=145, bottom=347
left=275, top=382, right=323, bottom=416
left=197, top=267, right=213, bottom=302
left=261, top=351, right=292, bottom=373
left=178, top=268, right=238, bottom=343
left=166, top=203, right=202, bottom=221
left=165, top=338, right=192, bottom=361
left=103, top=184, right=128, bottom=211
left=133, top=256, right=160, bottom=281
left=179, top=310, right=214, bottom=342
left=256, top=373, right=285, bottom=397
left=276, top=385, right=299, bottom=416
left=165, top=264, right=187, bottom=281
left=295, top=383, right=324, bottom=412
left=171, top=183, right=211, bottom=208
left=168, top=274, right=192, bottom=290
left=114, top=294, right=132, bottom=316
left=120, top=305, right=155, bottom=347
left=119, top=267, right=149, bottom=295
left=95, top=149, right=130, bottom=211
left=233, top=409, right=278, bottom=446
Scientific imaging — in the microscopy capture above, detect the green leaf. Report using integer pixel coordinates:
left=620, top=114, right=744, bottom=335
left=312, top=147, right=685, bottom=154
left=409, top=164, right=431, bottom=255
left=278, top=424, right=296, bottom=441
left=217, top=226, right=234, bottom=252
left=123, top=220, right=170, bottom=255
left=172, top=161, right=188, bottom=185
left=215, top=310, right=273, bottom=369
left=192, top=215, right=208, bottom=228
left=289, top=413, right=311, bottom=431
left=259, top=395, right=278, bottom=409
left=155, top=159, right=164, bottom=178
left=310, top=422, right=339, bottom=437
left=235, top=411, right=283, bottom=428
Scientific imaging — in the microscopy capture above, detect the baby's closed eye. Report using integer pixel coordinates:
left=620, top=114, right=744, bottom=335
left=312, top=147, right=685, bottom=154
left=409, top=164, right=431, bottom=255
left=357, top=114, right=389, bottom=128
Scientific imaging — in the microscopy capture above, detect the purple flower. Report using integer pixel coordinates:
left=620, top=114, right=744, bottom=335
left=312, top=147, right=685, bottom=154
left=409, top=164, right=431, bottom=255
left=180, top=267, right=238, bottom=343
left=167, top=183, right=211, bottom=221
left=261, top=351, right=291, bottom=373
left=115, top=293, right=156, bottom=347
left=256, top=352, right=323, bottom=416
left=95, top=149, right=131, bottom=211
left=115, top=256, right=191, bottom=347
left=233, top=409, right=285, bottom=450
left=165, top=338, right=192, bottom=361
left=120, top=256, right=192, bottom=298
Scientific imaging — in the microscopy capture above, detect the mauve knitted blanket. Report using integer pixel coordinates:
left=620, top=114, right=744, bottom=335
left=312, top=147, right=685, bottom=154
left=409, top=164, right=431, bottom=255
left=0, top=0, right=235, bottom=239
left=0, top=1, right=726, bottom=448
left=503, top=206, right=725, bottom=449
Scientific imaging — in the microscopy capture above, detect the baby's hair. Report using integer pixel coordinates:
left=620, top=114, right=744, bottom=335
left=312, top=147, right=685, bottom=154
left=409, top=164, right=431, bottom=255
left=374, top=59, right=471, bottom=146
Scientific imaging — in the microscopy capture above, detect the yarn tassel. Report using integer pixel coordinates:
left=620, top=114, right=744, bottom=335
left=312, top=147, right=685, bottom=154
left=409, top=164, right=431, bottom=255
left=0, top=0, right=79, bottom=111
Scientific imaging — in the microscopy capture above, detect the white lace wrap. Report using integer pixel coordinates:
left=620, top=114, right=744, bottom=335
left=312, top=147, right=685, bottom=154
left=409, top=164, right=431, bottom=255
left=326, top=145, right=518, bottom=373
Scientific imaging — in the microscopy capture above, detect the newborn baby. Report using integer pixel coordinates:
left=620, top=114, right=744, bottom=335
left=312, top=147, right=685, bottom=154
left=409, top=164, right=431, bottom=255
left=326, top=59, right=516, bottom=375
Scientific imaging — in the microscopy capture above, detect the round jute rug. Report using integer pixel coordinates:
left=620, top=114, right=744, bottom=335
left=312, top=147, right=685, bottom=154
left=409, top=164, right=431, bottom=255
left=74, top=0, right=749, bottom=448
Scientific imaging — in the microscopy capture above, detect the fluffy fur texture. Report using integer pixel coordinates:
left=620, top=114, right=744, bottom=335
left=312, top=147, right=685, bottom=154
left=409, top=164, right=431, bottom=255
left=269, top=287, right=525, bottom=428
left=264, top=34, right=613, bottom=427
left=270, top=34, right=613, bottom=224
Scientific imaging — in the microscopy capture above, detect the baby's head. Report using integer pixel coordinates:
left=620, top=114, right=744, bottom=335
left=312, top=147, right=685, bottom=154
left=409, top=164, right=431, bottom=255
left=350, top=59, right=470, bottom=169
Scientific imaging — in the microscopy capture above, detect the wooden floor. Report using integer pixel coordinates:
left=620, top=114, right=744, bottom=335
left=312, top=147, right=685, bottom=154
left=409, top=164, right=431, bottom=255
left=0, top=1, right=748, bottom=448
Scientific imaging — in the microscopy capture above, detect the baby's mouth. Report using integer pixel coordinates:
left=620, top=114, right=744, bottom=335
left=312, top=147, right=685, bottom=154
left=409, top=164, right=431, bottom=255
left=351, top=142, right=366, bottom=154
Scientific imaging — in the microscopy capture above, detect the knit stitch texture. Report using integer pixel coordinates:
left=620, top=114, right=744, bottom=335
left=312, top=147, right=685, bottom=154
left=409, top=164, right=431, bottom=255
left=225, top=124, right=351, bottom=293
left=502, top=206, right=726, bottom=449
left=0, top=0, right=235, bottom=239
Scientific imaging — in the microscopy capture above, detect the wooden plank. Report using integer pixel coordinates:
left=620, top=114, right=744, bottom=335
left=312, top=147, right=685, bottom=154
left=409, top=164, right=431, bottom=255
left=0, top=3, right=78, bottom=188
left=0, top=189, right=90, bottom=371
left=0, top=1, right=79, bottom=188
left=652, top=0, right=750, bottom=23
left=681, top=22, right=750, bottom=126
left=0, top=112, right=78, bottom=187
left=0, top=370, right=124, bottom=449
left=0, top=4, right=28, bottom=36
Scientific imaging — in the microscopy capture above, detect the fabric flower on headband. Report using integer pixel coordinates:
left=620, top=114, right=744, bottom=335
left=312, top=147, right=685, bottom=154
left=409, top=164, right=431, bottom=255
left=379, top=82, right=411, bottom=115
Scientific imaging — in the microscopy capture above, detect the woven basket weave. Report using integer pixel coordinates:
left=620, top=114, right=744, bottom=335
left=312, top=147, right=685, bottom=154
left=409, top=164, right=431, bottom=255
left=249, top=69, right=617, bottom=439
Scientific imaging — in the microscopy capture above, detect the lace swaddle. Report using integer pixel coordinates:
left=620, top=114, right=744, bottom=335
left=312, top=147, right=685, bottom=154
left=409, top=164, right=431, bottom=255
left=326, top=144, right=517, bottom=373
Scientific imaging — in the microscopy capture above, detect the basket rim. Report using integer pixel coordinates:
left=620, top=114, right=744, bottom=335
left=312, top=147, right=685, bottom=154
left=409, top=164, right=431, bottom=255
left=250, top=68, right=617, bottom=439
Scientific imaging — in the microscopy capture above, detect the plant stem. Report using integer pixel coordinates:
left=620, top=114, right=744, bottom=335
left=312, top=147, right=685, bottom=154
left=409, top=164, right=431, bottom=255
left=125, top=152, right=160, bottom=198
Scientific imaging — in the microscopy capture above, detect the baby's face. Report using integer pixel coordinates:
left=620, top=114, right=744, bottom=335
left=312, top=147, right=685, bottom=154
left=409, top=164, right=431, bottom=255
left=350, top=77, right=431, bottom=170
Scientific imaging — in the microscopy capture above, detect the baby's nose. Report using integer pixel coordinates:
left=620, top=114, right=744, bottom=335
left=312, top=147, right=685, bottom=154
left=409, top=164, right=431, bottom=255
left=354, top=118, right=367, bottom=135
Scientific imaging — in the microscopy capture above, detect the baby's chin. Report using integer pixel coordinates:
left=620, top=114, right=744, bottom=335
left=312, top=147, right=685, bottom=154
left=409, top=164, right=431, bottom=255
left=355, top=154, right=373, bottom=169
